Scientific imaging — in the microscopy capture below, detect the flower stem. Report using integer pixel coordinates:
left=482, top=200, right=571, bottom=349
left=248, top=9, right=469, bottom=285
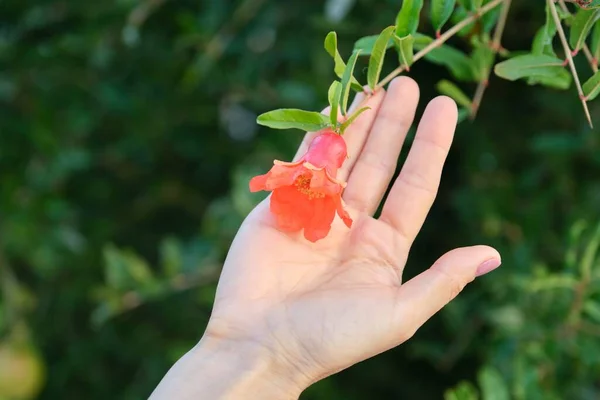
left=376, top=0, right=505, bottom=90
left=471, top=0, right=512, bottom=119
left=548, top=0, right=593, bottom=128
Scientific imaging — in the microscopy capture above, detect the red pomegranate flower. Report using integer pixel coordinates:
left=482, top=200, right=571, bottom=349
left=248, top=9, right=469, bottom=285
left=249, top=130, right=353, bottom=242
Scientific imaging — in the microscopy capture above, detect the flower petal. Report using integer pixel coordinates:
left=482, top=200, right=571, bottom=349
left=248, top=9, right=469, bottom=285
left=270, top=186, right=310, bottom=232
left=304, top=197, right=336, bottom=242
left=335, top=196, right=353, bottom=228
left=249, top=174, right=269, bottom=192
left=263, top=163, right=305, bottom=191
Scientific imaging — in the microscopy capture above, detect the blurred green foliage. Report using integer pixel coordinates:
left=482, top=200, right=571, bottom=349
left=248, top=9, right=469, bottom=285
left=1, top=0, right=600, bottom=399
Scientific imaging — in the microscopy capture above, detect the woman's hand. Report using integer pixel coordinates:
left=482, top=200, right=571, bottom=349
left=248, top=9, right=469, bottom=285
left=150, top=77, right=501, bottom=399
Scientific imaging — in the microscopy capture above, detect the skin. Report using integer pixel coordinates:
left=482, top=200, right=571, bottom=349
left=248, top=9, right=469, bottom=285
left=149, top=77, right=501, bottom=399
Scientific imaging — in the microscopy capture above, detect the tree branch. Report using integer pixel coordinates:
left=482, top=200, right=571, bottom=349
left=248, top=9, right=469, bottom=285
left=376, top=0, right=505, bottom=90
left=557, top=0, right=599, bottom=73
left=548, top=0, right=593, bottom=128
left=471, top=0, right=512, bottom=119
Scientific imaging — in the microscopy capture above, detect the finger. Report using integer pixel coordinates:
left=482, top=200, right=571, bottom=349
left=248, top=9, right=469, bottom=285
left=343, top=77, right=419, bottom=214
left=391, top=246, right=501, bottom=341
left=292, top=91, right=367, bottom=161
left=336, top=89, right=386, bottom=181
left=379, top=96, right=457, bottom=244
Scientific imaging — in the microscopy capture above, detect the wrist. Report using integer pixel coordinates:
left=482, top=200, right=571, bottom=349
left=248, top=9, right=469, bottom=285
left=150, top=334, right=306, bottom=400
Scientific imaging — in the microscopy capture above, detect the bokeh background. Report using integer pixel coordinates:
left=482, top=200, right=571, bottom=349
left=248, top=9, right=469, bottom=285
left=2, top=0, right=600, bottom=399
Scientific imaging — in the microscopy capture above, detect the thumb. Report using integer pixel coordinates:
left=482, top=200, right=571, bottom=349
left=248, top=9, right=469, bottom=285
left=393, top=245, right=501, bottom=338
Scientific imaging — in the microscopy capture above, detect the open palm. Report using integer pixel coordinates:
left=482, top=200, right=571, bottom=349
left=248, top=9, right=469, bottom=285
left=203, top=77, right=501, bottom=392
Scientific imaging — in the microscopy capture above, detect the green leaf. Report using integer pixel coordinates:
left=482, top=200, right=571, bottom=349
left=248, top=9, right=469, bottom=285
left=367, top=26, right=395, bottom=90
left=328, top=81, right=342, bottom=126
left=532, top=5, right=560, bottom=57
left=526, top=69, right=572, bottom=90
left=591, top=21, right=600, bottom=60
left=581, top=221, right=600, bottom=280
left=396, top=0, right=424, bottom=37
left=532, top=27, right=556, bottom=57
left=159, top=237, right=182, bottom=278
left=431, top=0, right=456, bottom=33
left=583, top=300, right=600, bottom=323
left=481, top=4, right=501, bottom=34
left=566, top=220, right=588, bottom=270
left=340, top=50, right=361, bottom=115
left=444, top=381, right=479, bottom=400
left=436, top=80, right=472, bottom=108
left=477, top=366, right=510, bottom=400
left=392, top=34, right=415, bottom=68
left=583, top=70, right=600, bottom=100
left=457, top=108, right=470, bottom=123
left=470, top=40, right=495, bottom=81
left=452, top=5, right=475, bottom=37
left=256, top=109, right=331, bottom=131
left=526, top=274, right=578, bottom=291
left=324, top=32, right=363, bottom=92
left=494, top=54, right=566, bottom=81
left=472, top=0, right=483, bottom=10
left=354, top=35, right=394, bottom=55
left=103, top=244, right=154, bottom=290
left=414, top=39, right=474, bottom=81
left=569, top=8, right=600, bottom=53
left=414, top=32, right=434, bottom=46
left=339, top=107, right=371, bottom=134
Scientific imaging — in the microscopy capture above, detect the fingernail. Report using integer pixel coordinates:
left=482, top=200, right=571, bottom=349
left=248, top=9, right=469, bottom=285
left=476, top=258, right=502, bottom=277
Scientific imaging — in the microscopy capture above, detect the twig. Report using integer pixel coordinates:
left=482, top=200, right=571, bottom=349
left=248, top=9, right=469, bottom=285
left=376, top=0, right=505, bottom=90
left=471, top=0, right=512, bottom=119
left=548, top=0, right=593, bottom=128
left=557, top=0, right=599, bottom=73
left=582, top=46, right=599, bottom=73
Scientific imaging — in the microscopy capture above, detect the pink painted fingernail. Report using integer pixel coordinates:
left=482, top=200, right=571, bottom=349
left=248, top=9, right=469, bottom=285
left=476, top=258, right=502, bottom=277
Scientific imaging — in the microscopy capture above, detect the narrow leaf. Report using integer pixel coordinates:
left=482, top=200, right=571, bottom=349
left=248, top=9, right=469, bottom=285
left=328, top=81, right=342, bottom=126
left=527, top=69, right=572, bottom=90
left=395, top=0, right=424, bottom=37
left=569, top=8, right=600, bottom=53
left=532, top=5, right=559, bottom=56
left=393, top=34, right=415, bottom=68
left=339, top=107, right=371, bottom=133
left=481, top=5, right=501, bottom=34
left=257, top=109, right=331, bottom=131
left=470, top=41, right=495, bottom=81
left=580, top=221, right=600, bottom=280
left=583, top=70, right=600, bottom=100
left=431, top=0, right=457, bottom=34
left=532, top=26, right=557, bottom=57
left=354, top=35, right=394, bottom=55
left=477, top=366, right=510, bottom=400
left=324, top=32, right=363, bottom=92
left=451, top=4, right=475, bottom=37
left=340, top=50, right=361, bottom=115
left=436, top=80, right=472, bottom=108
left=591, top=20, right=600, bottom=60
left=368, top=26, right=395, bottom=89
left=584, top=300, right=600, bottom=324
left=444, top=381, right=479, bottom=400
left=494, top=54, right=566, bottom=81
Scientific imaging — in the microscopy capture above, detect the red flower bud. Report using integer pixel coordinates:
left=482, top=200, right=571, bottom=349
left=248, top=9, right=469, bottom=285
left=249, top=130, right=353, bottom=242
